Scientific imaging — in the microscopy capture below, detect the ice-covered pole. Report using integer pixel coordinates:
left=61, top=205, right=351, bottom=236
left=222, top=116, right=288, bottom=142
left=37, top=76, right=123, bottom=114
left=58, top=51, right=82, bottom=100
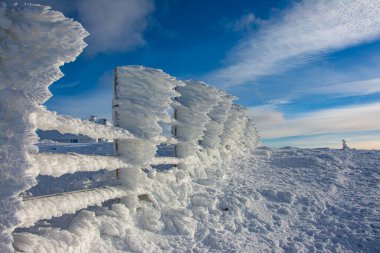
left=112, top=66, right=182, bottom=190
left=219, top=104, right=248, bottom=152
left=173, top=81, right=222, bottom=161
left=0, top=3, right=88, bottom=252
left=201, top=93, right=234, bottom=149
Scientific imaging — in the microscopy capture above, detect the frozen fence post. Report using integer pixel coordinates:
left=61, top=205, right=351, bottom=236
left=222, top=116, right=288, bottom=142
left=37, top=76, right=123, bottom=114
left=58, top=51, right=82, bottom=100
left=219, top=104, right=248, bottom=152
left=0, top=3, right=88, bottom=252
left=112, top=66, right=181, bottom=189
left=201, top=93, right=234, bottom=149
left=173, top=81, right=222, bottom=162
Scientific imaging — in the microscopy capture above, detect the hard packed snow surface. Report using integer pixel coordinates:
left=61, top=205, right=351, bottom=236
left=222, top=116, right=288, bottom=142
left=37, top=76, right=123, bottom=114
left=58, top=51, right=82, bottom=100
left=12, top=146, right=380, bottom=252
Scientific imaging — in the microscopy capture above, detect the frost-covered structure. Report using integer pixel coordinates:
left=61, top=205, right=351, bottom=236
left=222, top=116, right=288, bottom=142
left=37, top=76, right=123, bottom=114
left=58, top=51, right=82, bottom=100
left=201, top=93, right=234, bottom=149
left=174, top=81, right=222, bottom=159
left=220, top=104, right=248, bottom=151
left=113, top=66, right=182, bottom=188
left=36, top=108, right=134, bottom=141
left=0, top=3, right=261, bottom=251
left=31, top=153, right=130, bottom=177
left=0, top=3, right=88, bottom=252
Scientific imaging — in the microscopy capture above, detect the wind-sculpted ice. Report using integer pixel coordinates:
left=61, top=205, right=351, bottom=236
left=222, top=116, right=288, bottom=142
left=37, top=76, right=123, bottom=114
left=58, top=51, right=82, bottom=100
left=0, top=3, right=88, bottom=252
left=19, top=186, right=130, bottom=228
left=243, top=119, right=261, bottom=149
left=174, top=81, right=222, bottom=159
left=113, top=66, right=183, bottom=189
left=220, top=104, right=248, bottom=152
left=36, top=108, right=134, bottom=140
left=32, top=153, right=129, bottom=177
left=201, top=93, right=234, bottom=149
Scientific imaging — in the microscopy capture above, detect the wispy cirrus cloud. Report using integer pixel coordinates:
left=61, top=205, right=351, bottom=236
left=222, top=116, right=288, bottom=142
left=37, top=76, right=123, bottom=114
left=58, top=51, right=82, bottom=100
left=210, top=0, right=380, bottom=86
left=308, top=78, right=380, bottom=97
left=226, top=13, right=261, bottom=32
left=248, top=102, right=380, bottom=139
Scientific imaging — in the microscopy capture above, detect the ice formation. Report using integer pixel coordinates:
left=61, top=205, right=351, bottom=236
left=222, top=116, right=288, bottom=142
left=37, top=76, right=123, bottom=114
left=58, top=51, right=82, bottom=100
left=201, top=93, right=234, bottom=149
left=0, top=3, right=261, bottom=251
left=19, top=186, right=130, bottom=228
left=32, top=153, right=128, bottom=177
left=36, top=108, right=134, bottom=141
left=0, top=3, right=88, bottom=252
left=220, top=104, right=249, bottom=152
left=113, top=66, right=183, bottom=169
left=174, top=81, right=222, bottom=159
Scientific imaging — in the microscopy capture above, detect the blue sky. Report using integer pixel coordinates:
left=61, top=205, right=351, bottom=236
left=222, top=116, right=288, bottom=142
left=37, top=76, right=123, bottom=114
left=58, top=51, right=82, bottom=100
left=8, top=0, right=380, bottom=149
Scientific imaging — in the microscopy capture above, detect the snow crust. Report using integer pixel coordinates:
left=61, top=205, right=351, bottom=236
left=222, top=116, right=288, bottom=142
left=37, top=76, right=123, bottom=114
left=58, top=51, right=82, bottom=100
left=36, top=108, right=134, bottom=141
left=174, top=81, right=222, bottom=159
left=0, top=3, right=88, bottom=252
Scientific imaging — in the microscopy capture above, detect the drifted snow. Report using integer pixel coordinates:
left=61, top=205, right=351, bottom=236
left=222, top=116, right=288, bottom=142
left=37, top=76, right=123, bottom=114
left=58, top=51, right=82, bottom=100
left=12, top=145, right=380, bottom=252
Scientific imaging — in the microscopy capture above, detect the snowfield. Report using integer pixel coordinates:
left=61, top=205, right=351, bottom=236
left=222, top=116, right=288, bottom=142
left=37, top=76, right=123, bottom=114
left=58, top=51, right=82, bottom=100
left=13, top=144, right=380, bottom=253
left=2, top=3, right=379, bottom=253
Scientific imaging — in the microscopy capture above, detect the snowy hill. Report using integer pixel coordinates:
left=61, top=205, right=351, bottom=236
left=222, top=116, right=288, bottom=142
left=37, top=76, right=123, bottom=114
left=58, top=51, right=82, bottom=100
left=13, top=145, right=380, bottom=252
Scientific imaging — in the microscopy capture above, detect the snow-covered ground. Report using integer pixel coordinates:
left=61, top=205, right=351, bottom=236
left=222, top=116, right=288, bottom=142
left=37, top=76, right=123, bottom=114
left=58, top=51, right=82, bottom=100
left=13, top=145, right=380, bottom=252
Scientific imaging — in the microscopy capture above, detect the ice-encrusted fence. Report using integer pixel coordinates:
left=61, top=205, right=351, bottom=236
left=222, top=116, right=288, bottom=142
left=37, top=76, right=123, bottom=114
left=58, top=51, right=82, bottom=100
left=0, top=4, right=259, bottom=252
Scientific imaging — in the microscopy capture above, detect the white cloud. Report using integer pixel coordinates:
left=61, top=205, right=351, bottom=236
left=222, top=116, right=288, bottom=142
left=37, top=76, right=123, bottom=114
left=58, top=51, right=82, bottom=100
left=227, top=13, right=261, bottom=32
left=246, top=105, right=285, bottom=127
left=76, top=0, right=154, bottom=55
left=309, top=78, right=380, bottom=97
left=211, top=0, right=380, bottom=86
left=248, top=103, right=380, bottom=139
